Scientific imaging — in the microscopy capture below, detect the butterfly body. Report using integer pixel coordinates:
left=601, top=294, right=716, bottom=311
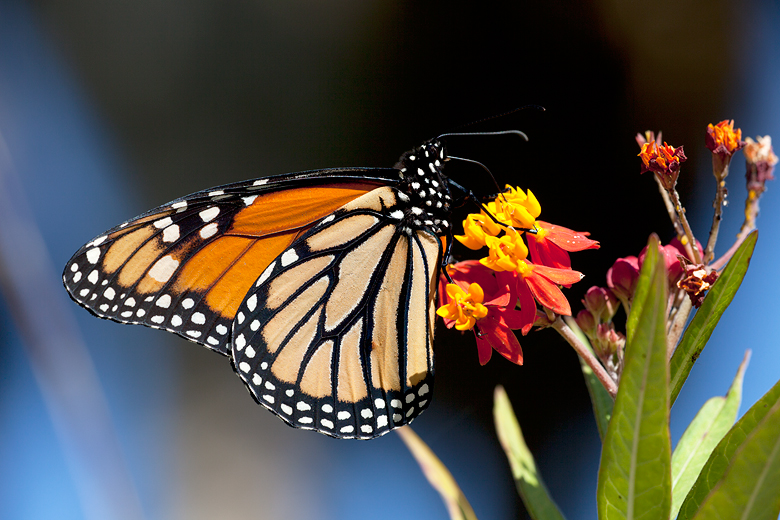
left=64, top=138, right=455, bottom=439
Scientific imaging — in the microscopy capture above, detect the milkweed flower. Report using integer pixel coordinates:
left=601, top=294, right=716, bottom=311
left=706, top=119, right=745, bottom=159
left=638, top=140, right=687, bottom=190
left=527, top=221, right=600, bottom=269
left=744, top=135, right=777, bottom=196
left=454, top=212, right=502, bottom=250
left=436, top=283, right=488, bottom=331
left=487, top=186, right=541, bottom=229
left=437, top=261, right=526, bottom=365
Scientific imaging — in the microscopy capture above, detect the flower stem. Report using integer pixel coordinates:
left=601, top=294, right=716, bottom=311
left=654, top=174, right=686, bottom=240
left=552, top=317, right=618, bottom=398
left=703, top=158, right=730, bottom=264
left=668, top=188, right=703, bottom=264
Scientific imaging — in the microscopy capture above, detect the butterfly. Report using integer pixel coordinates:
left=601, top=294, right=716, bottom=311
left=63, top=138, right=465, bottom=439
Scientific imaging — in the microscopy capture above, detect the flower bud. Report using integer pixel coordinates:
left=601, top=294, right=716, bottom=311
left=606, top=256, right=640, bottom=302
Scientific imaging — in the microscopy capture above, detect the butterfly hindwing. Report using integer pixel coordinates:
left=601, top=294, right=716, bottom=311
left=63, top=169, right=395, bottom=355
left=231, top=186, right=440, bottom=439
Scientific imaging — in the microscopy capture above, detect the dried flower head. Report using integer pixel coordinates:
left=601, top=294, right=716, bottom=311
left=706, top=119, right=745, bottom=159
left=638, top=141, right=687, bottom=190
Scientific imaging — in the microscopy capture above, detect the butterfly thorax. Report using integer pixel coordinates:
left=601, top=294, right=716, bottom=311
left=394, top=139, right=453, bottom=236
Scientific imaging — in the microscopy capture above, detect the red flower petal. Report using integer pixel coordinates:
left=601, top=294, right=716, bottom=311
left=536, top=221, right=600, bottom=252
left=528, top=236, right=572, bottom=269
left=523, top=271, right=572, bottom=316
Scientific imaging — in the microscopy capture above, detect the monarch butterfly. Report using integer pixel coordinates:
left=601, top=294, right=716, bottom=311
left=64, top=137, right=481, bottom=439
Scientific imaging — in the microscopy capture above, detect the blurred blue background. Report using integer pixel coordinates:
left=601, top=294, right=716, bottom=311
left=1, top=1, right=778, bottom=519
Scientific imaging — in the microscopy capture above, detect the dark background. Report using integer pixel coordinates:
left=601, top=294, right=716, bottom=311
left=2, top=1, right=779, bottom=519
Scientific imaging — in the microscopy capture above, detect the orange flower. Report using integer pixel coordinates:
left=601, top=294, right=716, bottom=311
left=706, top=119, right=745, bottom=158
left=527, top=221, right=600, bottom=269
left=638, top=141, right=687, bottom=189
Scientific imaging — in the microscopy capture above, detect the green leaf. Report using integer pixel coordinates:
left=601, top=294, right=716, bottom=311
left=564, top=316, right=613, bottom=440
left=690, top=398, right=780, bottom=520
left=397, top=427, right=478, bottom=520
left=625, top=238, right=654, bottom=345
left=597, top=235, right=671, bottom=520
left=670, top=231, right=757, bottom=405
left=493, top=386, right=567, bottom=520
left=670, top=351, right=749, bottom=518
left=678, top=376, right=780, bottom=519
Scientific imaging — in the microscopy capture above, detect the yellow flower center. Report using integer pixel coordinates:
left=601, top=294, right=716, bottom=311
left=436, top=283, right=488, bottom=331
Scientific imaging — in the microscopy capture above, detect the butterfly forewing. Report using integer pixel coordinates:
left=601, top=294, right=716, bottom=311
left=232, top=186, right=440, bottom=439
left=63, top=169, right=393, bottom=355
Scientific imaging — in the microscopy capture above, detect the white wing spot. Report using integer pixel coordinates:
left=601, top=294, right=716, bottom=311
left=200, top=222, right=218, bottom=239
left=262, top=394, right=274, bottom=403
left=207, top=336, right=219, bottom=346
left=405, top=393, right=415, bottom=403
left=428, top=163, right=436, bottom=173
left=377, top=415, right=388, bottom=427
left=186, top=330, right=201, bottom=338
left=390, top=210, right=404, bottom=220
left=339, top=425, right=354, bottom=434
left=360, top=425, right=373, bottom=434
left=393, top=413, right=402, bottom=422
left=320, top=214, right=335, bottom=225
left=156, top=294, right=172, bottom=308
left=191, top=312, right=206, bottom=325
left=242, top=195, right=258, bottom=206
left=298, top=417, right=313, bottom=424
left=239, top=362, right=250, bottom=373
left=154, top=217, right=172, bottom=229
left=411, top=207, right=423, bottom=215
left=235, top=333, right=246, bottom=350
left=172, top=201, right=187, bottom=210
left=321, top=419, right=334, bottom=429
left=411, top=182, right=420, bottom=190
left=406, top=408, right=415, bottom=418
left=124, top=297, right=136, bottom=307
left=251, top=373, right=262, bottom=385
left=286, top=389, right=294, bottom=397
left=250, top=320, right=260, bottom=331
left=199, top=207, right=220, bottom=222
left=86, top=248, right=100, bottom=264
left=99, top=304, right=109, bottom=312
left=149, top=256, right=179, bottom=283
left=70, top=263, right=79, bottom=272
left=257, top=262, right=276, bottom=286
left=246, top=294, right=257, bottom=312
left=264, top=381, right=276, bottom=391
left=136, top=309, right=146, bottom=317
left=245, top=346, right=256, bottom=358
left=208, top=190, right=224, bottom=197
left=419, top=400, right=427, bottom=407
left=121, top=311, right=132, bottom=318
left=281, top=249, right=298, bottom=266
left=281, top=404, right=293, bottom=415
left=216, top=324, right=228, bottom=335
left=337, top=411, right=351, bottom=421
left=91, top=236, right=107, bottom=246
left=361, top=409, right=373, bottom=419
left=322, top=404, right=333, bottom=413
left=374, top=399, right=386, bottom=409
left=171, top=315, right=183, bottom=327
left=297, top=401, right=311, bottom=411
left=87, top=270, right=99, bottom=284
left=253, top=179, right=269, bottom=186
left=73, top=272, right=82, bottom=283
left=151, top=315, right=165, bottom=324
left=391, top=399, right=402, bottom=408
left=418, top=384, right=430, bottom=396
left=162, top=224, right=180, bottom=243
left=104, top=287, right=116, bottom=300
left=182, top=298, right=194, bottom=309
left=260, top=362, right=268, bottom=370
left=237, top=312, right=245, bottom=324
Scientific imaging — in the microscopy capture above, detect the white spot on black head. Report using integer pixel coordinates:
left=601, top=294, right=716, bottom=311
left=417, top=168, right=425, bottom=176
left=419, top=191, right=426, bottom=198
left=435, top=159, right=441, bottom=166
left=428, top=163, right=436, bottom=173
left=390, top=210, right=404, bottom=220
left=411, top=182, right=420, bottom=190
left=411, top=207, right=423, bottom=215
left=425, top=200, right=432, bottom=206
left=409, top=155, right=416, bottom=161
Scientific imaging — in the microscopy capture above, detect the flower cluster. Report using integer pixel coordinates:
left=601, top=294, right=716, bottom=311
left=437, top=186, right=597, bottom=365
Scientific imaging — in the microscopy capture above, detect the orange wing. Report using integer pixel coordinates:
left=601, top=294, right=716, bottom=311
left=63, top=170, right=394, bottom=355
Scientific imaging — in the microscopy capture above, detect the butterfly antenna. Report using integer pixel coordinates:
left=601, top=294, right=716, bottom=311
left=446, top=155, right=503, bottom=193
left=441, top=105, right=546, bottom=133
left=437, top=129, right=529, bottom=141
